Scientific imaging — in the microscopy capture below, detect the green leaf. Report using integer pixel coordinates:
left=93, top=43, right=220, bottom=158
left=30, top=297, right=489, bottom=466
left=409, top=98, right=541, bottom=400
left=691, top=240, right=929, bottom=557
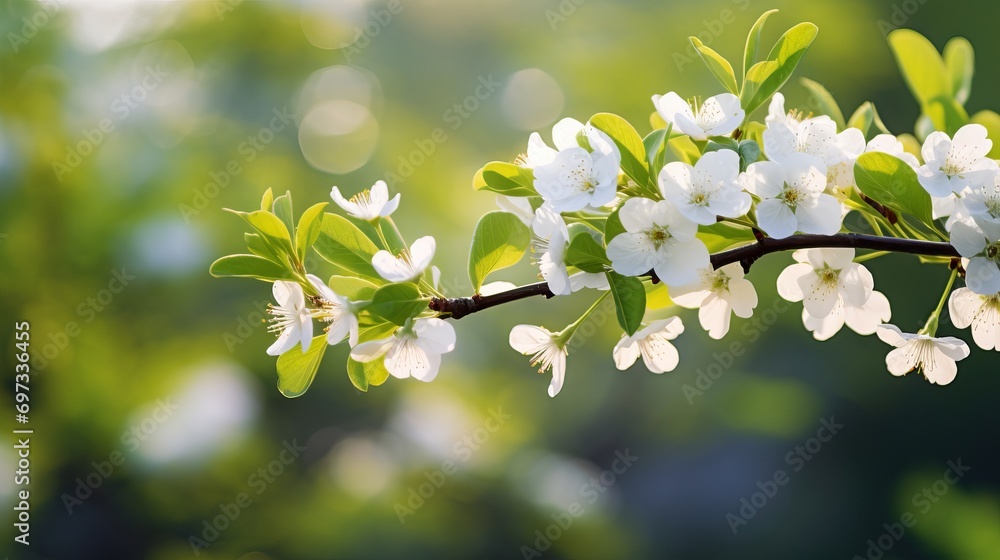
left=209, top=254, right=295, bottom=281
left=944, top=37, right=974, bottom=105
left=368, top=283, right=427, bottom=326
left=887, top=29, right=968, bottom=134
left=605, top=271, right=645, bottom=336
left=737, top=140, right=761, bottom=171
left=347, top=357, right=390, bottom=392
left=473, top=162, right=537, bottom=197
left=327, top=275, right=378, bottom=301
left=604, top=206, right=626, bottom=244
left=643, top=125, right=670, bottom=179
left=705, top=137, right=740, bottom=154
left=313, top=213, right=381, bottom=279
left=589, top=113, right=650, bottom=188
left=467, top=211, right=531, bottom=292
left=743, top=9, right=778, bottom=78
left=260, top=188, right=274, bottom=212
left=358, top=321, right=398, bottom=343
left=697, top=223, right=756, bottom=252
left=689, top=36, right=739, bottom=95
left=854, top=152, right=934, bottom=225
left=275, top=336, right=327, bottom=398
left=272, top=191, right=295, bottom=241
left=971, top=110, right=1000, bottom=158
left=799, top=77, right=845, bottom=130
left=565, top=231, right=609, bottom=273
left=741, top=22, right=819, bottom=117
left=847, top=102, right=892, bottom=138
left=295, top=202, right=329, bottom=260
left=245, top=233, right=283, bottom=263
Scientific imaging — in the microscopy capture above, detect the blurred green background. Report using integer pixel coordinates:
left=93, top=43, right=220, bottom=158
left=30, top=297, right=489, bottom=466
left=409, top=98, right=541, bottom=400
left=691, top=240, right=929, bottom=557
left=1, top=0, right=999, bottom=558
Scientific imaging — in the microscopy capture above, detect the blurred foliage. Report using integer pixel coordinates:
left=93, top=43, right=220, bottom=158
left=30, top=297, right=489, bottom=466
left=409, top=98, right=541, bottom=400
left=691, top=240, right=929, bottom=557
left=0, top=0, right=998, bottom=559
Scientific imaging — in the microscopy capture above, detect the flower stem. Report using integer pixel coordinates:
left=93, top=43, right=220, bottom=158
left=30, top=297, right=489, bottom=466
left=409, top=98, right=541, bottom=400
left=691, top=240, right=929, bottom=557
left=853, top=250, right=890, bottom=263
left=373, top=220, right=392, bottom=251
left=920, top=268, right=958, bottom=337
left=556, top=291, right=610, bottom=346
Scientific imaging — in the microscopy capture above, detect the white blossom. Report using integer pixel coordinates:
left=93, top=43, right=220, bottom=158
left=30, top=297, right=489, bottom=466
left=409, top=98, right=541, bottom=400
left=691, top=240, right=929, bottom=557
left=266, top=281, right=314, bottom=356
left=916, top=124, right=998, bottom=198
left=802, top=291, right=891, bottom=341
left=531, top=118, right=622, bottom=212
left=659, top=150, right=751, bottom=225
left=652, top=92, right=744, bottom=141
left=350, top=318, right=456, bottom=382
left=509, top=325, right=568, bottom=397
left=330, top=180, right=400, bottom=221
left=950, top=218, right=1000, bottom=295
left=670, top=263, right=757, bottom=339
left=612, top=317, right=684, bottom=373
left=605, top=197, right=709, bottom=287
left=742, top=153, right=843, bottom=239
left=307, top=274, right=359, bottom=347
left=949, top=287, right=1000, bottom=351
left=776, top=248, right=874, bottom=319
left=876, top=325, right=970, bottom=385
left=372, top=236, right=436, bottom=283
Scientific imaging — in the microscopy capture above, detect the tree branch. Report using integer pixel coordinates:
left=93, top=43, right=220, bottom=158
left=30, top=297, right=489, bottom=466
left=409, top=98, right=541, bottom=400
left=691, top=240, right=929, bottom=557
left=429, top=233, right=961, bottom=320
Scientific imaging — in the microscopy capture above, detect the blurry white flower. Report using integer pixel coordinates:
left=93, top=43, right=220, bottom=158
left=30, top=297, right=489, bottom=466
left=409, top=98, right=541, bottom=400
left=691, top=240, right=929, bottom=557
left=742, top=153, right=842, bottom=238
left=531, top=206, right=610, bottom=296
left=509, top=325, right=568, bottom=397
left=531, top=118, right=622, bottom=212
left=652, top=92, right=744, bottom=141
left=266, top=281, right=313, bottom=356
left=330, top=180, right=400, bottom=221
left=350, top=318, right=456, bottom=382
left=959, top=172, right=1000, bottom=225
left=917, top=124, right=997, bottom=197
left=776, top=248, right=874, bottom=319
left=949, top=287, right=1000, bottom=351
left=659, top=150, right=751, bottom=225
left=876, top=324, right=970, bottom=385
left=612, top=317, right=684, bottom=373
left=605, top=197, right=709, bottom=287
left=307, top=274, right=359, bottom=347
left=372, top=236, right=436, bottom=283
left=670, top=263, right=757, bottom=339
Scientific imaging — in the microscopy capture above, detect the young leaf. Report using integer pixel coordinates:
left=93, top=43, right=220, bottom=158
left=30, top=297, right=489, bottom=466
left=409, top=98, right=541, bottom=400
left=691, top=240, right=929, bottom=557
left=368, top=283, right=427, bottom=326
left=260, top=188, right=274, bottom=212
left=473, top=162, right=537, bottom=196
left=275, top=336, right=327, bottom=398
left=887, top=29, right=968, bottom=133
left=313, top=213, right=381, bottom=279
left=741, top=22, right=819, bottom=117
left=347, top=357, right=390, bottom=392
left=689, top=37, right=739, bottom=95
left=327, top=275, right=378, bottom=301
left=697, top=222, right=756, bottom=252
left=210, top=254, right=295, bottom=281
left=272, top=191, right=295, bottom=241
left=565, top=232, right=609, bottom=273
left=606, top=271, right=646, bottom=336
left=295, top=202, right=329, bottom=260
left=589, top=113, right=650, bottom=188
left=854, top=152, right=933, bottom=225
left=944, top=37, right=974, bottom=106
left=737, top=140, right=761, bottom=171
left=743, top=9, right=779, bottom=78
left=643, top=126, right=669, bottom=179
left=245, top=233, right=283, bottom=263
left=604, top=206, right=626, bottom=244
left=799, top=77, right=845, bottom=130
left=467, top=211, right=531, bottom=292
